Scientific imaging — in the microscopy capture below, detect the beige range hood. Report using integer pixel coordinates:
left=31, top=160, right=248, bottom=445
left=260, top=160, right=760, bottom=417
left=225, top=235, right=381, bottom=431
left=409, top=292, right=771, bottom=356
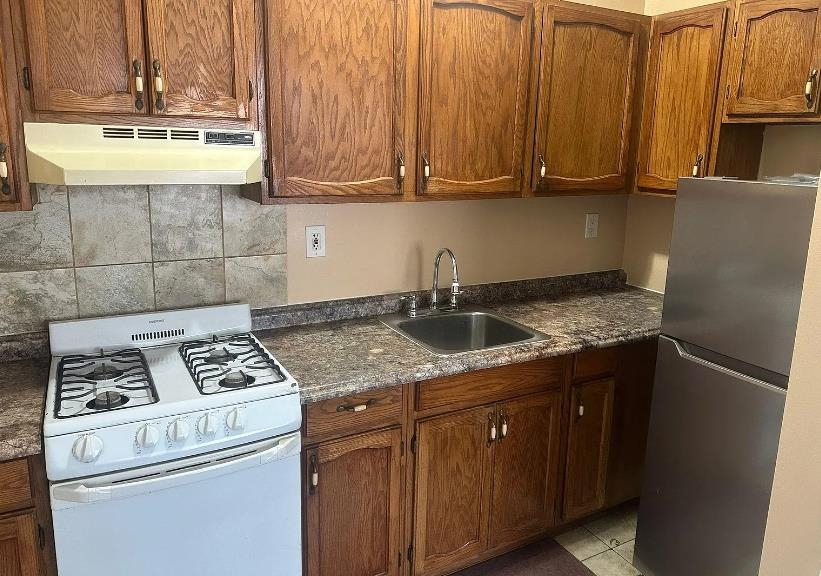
left=25, top=123, right=263, bottom=186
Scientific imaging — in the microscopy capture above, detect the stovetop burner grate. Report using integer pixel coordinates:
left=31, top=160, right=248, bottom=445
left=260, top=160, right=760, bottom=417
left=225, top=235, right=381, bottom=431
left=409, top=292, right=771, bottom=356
left=56, top=349, right=158, bottom=419
left=179, top=334, right=289, bottom=395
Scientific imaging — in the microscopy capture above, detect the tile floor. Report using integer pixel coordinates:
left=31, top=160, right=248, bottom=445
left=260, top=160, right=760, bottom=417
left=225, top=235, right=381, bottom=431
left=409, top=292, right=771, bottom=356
left=555, top=504, right=642, bottom=576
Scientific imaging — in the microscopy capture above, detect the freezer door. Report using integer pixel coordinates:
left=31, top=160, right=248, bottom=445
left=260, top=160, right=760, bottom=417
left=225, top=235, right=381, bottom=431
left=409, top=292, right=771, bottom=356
left=635, top=336, right=786, bottom=576
left=663, top=177, right=815, bottom=376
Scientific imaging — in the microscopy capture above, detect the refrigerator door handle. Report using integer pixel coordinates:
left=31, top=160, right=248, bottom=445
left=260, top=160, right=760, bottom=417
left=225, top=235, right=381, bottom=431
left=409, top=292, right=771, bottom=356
left=671, top=339, right=786, bottom=395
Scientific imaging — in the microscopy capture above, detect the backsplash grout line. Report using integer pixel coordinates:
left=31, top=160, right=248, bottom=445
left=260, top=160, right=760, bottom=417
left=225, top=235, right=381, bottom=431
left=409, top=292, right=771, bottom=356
left=65, top=186, right=80, bottom=321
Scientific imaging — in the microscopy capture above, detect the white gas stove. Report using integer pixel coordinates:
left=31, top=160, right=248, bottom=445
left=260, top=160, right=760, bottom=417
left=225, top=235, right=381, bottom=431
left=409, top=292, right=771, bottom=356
left=44, top=304, right=302, bottom=576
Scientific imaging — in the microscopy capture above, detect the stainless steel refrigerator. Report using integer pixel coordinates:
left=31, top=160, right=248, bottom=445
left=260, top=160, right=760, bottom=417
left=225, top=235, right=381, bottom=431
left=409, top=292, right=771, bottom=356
left=634, top=177, right=817, bottom=576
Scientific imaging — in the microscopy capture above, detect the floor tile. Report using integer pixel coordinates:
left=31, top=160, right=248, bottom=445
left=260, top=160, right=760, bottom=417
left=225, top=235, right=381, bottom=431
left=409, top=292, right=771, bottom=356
left=583, top=550, right=641, bottom=576
left=614, top=540, right=635, bottom=563
left=584, top=505, right=638, bottom=548
left=555, top=527, right=609, bottom=561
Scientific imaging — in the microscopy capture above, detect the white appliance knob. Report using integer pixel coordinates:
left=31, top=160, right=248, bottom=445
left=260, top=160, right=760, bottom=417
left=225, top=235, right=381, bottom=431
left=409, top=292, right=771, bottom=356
left=167, top=418, right=190, bottom=443
left=135, top=424, right=160, bottom=449
left=226, top=408, right=245, bottom=432
left=197, top=413, right=218, bottom=437
left=72, top=434, right=103, bottom=463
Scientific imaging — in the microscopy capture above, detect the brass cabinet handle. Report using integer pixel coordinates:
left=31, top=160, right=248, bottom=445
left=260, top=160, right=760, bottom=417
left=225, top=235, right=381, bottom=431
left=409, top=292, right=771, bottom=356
left=397, top=152, right=405, bottom=188
left=152, top=59, right=165, bottom=111
left=308, top=453, right=319, bottom=494
left=422, top=152, right=430, bottom=186
left=132, top=60, right=144, bottom=111
left=692, top=153, right=704, bottom=178
left=499, top=410, right=508, bottom=440
left=0, top=142, right=10, bottom=196
left=538, top=154, right=547, bottom=183
left=576, top=392, right=585, bottom=420
left=488, top=412, right=497, bottom=444
left=336, top=399, right=375, bottom=413
left=806, top=69, right=818, bottom=108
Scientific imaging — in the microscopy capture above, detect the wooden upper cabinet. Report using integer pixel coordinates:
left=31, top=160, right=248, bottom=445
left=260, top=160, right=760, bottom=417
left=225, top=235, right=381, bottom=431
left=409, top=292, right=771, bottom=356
left=23, top=0, right=146, bottom=114
left=563, top=377, right=614, bottom=521
left=638, top=4, right=727, bottom=192
left=488, top=392, right=561, bottom=551
left=144, top=0, right=254, bottom=118
left=418, top=0, right=536, bottom=197
left=0, top=35, right=17, bottom=206
left=0, top=513, right=40, bottom=576
left=414, top=406, right=493, bottom=575
left=265, top=0, right=411, bottom=198
left=305, top=429, right=401, bottom=576
left=726, top=0, right=821, bottom=119
left=532, top=4, right=643, bottom=193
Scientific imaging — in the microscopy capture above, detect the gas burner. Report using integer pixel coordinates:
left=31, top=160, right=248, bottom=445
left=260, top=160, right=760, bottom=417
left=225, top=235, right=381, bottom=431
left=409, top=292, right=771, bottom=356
left=179, top=334, right=288, bottom=395
left=87, top=390, right=130, bottom=410
left=84, top=363, right=125, bottom=381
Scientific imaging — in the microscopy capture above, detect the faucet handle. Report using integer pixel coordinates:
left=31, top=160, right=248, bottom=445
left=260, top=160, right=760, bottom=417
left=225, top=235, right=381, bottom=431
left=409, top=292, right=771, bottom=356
left=450, top=282, right=461, bottom=308
left=400, top=294, right=419, bottom=317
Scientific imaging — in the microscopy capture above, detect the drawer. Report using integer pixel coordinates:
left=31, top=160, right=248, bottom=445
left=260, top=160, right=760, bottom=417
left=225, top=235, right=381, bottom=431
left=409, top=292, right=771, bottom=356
left=0, top=459, right=32, bottom=514
left=416, top=357, right=567, bottom=413
left=305, top=385, right=404, bottom=444
left=574, top=346, right=619, bottom=381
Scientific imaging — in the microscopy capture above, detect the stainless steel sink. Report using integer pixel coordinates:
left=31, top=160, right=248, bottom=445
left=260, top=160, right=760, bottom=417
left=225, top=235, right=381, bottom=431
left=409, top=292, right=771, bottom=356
left=380, top=306, right=548, bottom=355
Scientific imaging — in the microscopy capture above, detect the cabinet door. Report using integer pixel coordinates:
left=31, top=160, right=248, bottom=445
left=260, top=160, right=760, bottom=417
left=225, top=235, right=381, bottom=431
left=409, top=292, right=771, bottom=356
left=638, top=5, right=727, bottom=192
left=266, top=0, right=411, bottom=198
left=726, top=0, right=821, bottom=118
left=305, top=429, right=402, bottom=576
left=414, top=406, right=494, bottom=575
left=23, top=0, right=146, bottom=114
left=145, top=0, right=254, bottom=118
left=488, top=392, right=562, bottom=551
left=563, top=377, right=614, bottom=521
left=0, top=513, right=40, bottom=576
left=0, top=35, right=16, bottom=206
left=418, top=0, right=535, bottom=196
left=532, top=5, right=642, bottom=193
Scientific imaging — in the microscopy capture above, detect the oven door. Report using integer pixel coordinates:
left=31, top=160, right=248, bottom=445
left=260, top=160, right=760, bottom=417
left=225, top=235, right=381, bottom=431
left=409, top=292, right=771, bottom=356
left=50, top=432, right=301, bottom=576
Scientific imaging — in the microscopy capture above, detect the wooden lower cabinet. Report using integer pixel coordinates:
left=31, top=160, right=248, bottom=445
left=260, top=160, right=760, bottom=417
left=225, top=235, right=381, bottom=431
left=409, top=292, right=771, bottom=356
left=0, top=512, right=39, bottom=576
left=305, top=429, right=402, bottom=576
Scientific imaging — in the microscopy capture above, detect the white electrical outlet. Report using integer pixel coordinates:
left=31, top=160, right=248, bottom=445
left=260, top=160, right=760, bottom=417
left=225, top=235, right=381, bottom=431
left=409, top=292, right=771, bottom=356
left=305, top=225, right=326, bottom=258
left=585, top=213, right=599, bottom=239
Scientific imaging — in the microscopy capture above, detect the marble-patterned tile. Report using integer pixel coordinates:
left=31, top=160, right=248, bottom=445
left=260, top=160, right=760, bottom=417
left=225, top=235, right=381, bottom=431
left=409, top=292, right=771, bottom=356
left=150, top=184, right=223, bottom=261
left=0, top=269, right=77, bottom=335
left=585, top=505, right=638, bottom=548
left=555, top=527, right=610, bottom=561
left=0, top=184, right=73, bottom=272
left=69, top=185, right=151, bottom=266
left=154, top=259, right=225, bottom=310
left=614, top=539, right=635, bottom=563
left=222, top=185, right=286, bottom=257
left=225, top=255, right=286, bottom=308
left=75, top=264, right=154, bottom=318
left=583, top=550, right=642, bottom=576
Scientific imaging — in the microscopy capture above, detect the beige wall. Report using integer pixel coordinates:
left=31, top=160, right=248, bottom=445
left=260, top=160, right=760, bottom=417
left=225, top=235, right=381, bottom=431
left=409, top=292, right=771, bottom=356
left=644, top=0, right=708, bottom=15
left=286, top=196, right=628, bottom=303
left=621, top=195, right=675, bottom=293
left=759, top=125, right=821, bottom=179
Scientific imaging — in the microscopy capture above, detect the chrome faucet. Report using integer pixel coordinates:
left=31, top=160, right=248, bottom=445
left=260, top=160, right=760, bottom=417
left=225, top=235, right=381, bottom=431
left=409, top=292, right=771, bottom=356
left=431, top=248, right=460, bottom=311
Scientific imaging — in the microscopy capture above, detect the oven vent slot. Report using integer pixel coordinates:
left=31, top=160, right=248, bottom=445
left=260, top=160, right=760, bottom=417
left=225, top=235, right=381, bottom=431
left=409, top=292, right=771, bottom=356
left=131, top=328, right=186, bottom=342
left=170, top=129, right=199, bottom=141
left=137, top=128, right=169, bottom=140
left=102, top=127, right=135, bottom=139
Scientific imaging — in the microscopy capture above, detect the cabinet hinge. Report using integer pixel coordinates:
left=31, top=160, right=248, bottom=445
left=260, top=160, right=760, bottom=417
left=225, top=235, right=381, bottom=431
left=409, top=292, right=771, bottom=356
left=407, top=544, right=414, bottom=564
left=263, top=159, right=271, bottom=179
left=22, top=66, right=31, bottom=91
left=248, top=79, right=254, bottom=101
left=635, top=161, right=639, bottom=177
left=410, top=434, right=417, bottom=454
left=726, top=84, right=730, bottom=100
left=400, top=440, right=405, bottom=457
left=733, top=21, right=738, bottom=37
left=398, top=552, right=402, bottom=567
left=37, top=524, right=45, bottom=550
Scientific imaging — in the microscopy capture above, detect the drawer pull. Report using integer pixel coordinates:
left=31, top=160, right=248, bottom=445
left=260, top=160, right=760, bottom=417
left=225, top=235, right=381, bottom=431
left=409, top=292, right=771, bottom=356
left=152, top=59, right=165, bottom=111
left=806, top=69, right=818, bottom=108
left=132, top=60, right=144, bottom=110
left=692, top=153, right=704, bottom=178
left=336, top=399, right=376, bottom=413
left=499, top=410, right=508, bottom=440
left=0, top=142, right=9, bottom=195
left=397, top=152, right=406, bottom=187
left=308, top=454, right=318, bottom=494
left=422, top=152, right=430, bottom=186
left=538, top=154, right=546, bottom=183
left=488, top=412, right=497, bottom=444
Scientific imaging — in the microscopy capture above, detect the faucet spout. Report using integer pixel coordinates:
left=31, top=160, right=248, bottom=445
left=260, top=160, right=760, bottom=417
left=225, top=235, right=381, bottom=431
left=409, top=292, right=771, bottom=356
left=431, top=248, right=460, bottom=310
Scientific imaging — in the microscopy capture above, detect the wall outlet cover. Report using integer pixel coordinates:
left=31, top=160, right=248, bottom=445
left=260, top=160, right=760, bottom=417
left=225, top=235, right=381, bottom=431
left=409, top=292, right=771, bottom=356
left=585, top=213, right=600, bottom=239
left=306, top=225, right=326, bottom=258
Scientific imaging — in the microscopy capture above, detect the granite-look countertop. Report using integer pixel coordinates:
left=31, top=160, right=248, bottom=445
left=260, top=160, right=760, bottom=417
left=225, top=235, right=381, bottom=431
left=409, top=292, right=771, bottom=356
left=0, top=358, right=49, bottom=461
left=258, top=286, right=663, bottom=404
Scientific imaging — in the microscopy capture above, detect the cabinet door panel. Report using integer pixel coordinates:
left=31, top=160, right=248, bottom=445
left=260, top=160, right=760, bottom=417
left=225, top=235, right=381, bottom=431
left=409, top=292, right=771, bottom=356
left=419, top=0, right=535, bottom=196
left=638, top=5, right=727, bottom=191
left=414, top=406, right=493, bottom=575
left=563, top=377, right=614, bottom=521
left=23, top=0, right=145, bottom=114
left=0, top=37, right=16, bottom=205
left=145, top=0, right=254, bottom=118
left=489, top=392, right=562, bottom=551
left=533, top=5, right=641, bottom=193
left=726, top=0, right=821, bottom=117
left=0, top=513, right=40, bottom=576
left=306, top=429, right=401, bottom=576
left=267, top=0, right=408, bottom=197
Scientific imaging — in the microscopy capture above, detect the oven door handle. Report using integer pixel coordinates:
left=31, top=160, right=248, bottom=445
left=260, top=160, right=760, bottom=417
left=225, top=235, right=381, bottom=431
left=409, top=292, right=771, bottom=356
left=52, top=433, right=300, bottom=504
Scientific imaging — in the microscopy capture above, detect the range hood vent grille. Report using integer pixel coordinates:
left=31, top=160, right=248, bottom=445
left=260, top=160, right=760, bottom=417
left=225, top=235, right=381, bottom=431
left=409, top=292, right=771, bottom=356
left=137, top=128, right=168, bottom=140
left=170, top=129, right=199, bottom=141
left=102, top=127, right=135, bottom=139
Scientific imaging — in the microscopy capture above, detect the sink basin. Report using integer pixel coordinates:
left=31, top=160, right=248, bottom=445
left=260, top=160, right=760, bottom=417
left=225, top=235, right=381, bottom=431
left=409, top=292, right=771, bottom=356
left=380, top=307, right=548, bottom=355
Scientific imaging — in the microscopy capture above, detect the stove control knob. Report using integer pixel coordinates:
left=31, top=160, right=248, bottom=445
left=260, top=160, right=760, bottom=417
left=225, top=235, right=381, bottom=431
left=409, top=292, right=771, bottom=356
left=197, top=413, right=218, bottom=438
left=167, top=418, right=190, bottom=443
left=135, top=424, right=160, bottom=449
left=72, top=434, right=103, bottom=463
left=225, top=408, right=245, bottom=432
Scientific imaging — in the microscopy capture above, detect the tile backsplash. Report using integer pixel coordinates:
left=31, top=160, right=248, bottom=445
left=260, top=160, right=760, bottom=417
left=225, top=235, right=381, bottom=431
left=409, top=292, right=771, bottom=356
left=0, top=184, right=287, bottom=336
